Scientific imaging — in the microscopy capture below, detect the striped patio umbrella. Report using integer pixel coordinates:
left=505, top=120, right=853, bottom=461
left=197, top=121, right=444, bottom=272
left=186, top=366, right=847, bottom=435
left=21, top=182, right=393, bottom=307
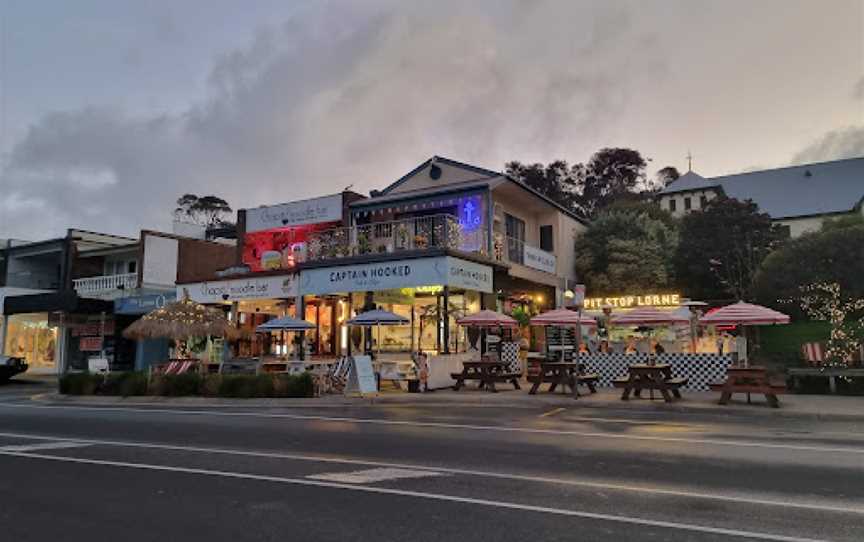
left=611, top=306, right=690, bottom=326
left=530, top=308, right=597, bottom=327
left=457, top=310, right=519, bottom=328
left=699, top=302, right=790, bottom=326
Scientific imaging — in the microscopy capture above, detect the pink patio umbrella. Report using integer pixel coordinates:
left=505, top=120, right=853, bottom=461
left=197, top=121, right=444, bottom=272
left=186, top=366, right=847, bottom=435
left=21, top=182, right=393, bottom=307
left=611, top=306, right=691, bottom=326
left=531, top=309, right=598, bottom=367
left=611, top=306, right=690, bottom=357
left=457, top=310, right=519, bottom=328
left=530, top=308, right=597, bottom=327
left=457, top=310, right=518, bottom=358
left=699, top=302, right=790, bottom=366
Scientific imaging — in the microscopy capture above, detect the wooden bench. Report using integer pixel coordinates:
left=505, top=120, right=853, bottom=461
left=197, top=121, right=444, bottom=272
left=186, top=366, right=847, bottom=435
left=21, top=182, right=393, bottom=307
left=787, top=367, right=864, bottom=394
left=528, top=363, right=597, bottom=397
left=712, top=366, right=785, bottom=408
left=452, top=361, right=521, bottom=392
left=614, top=364, right=685, bottom=402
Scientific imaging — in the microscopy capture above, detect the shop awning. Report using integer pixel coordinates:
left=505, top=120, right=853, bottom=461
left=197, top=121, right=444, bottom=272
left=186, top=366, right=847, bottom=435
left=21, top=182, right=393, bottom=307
left=3, top=291, right=113, bottom=316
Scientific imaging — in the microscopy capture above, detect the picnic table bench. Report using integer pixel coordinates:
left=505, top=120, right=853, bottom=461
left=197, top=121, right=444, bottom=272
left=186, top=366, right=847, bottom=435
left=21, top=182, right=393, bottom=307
left=452, top=360, right=521, bottom=393
left=528, top=362, right=599, bottom=398
left=710, top=366, right=785, bottom=408
left=613, top=364, right=687, bottom=403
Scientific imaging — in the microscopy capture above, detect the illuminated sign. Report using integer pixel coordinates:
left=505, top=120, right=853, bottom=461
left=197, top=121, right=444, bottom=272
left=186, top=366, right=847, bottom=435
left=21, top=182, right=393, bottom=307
left=583, top=293, right=681, bottom=310
left=181, top=275, right=299, bottom=304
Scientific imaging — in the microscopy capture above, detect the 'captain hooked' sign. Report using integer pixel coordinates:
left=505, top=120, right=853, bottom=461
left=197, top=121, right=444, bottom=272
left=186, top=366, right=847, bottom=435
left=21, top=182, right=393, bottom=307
left=300, top=256, right=493, bottom=295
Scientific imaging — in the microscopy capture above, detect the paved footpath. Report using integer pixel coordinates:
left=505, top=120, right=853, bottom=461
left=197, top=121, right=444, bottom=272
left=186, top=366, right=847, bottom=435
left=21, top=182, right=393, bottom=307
left=1, top=377, right=863, bottom=541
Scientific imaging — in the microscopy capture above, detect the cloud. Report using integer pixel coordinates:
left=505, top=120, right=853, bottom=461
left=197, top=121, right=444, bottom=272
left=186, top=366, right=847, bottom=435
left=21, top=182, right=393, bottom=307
left=0, top=0, right=663, bottom=240
left=854, top=77, right=864, bottom=100
left=791, top=126, right=864, bottom=164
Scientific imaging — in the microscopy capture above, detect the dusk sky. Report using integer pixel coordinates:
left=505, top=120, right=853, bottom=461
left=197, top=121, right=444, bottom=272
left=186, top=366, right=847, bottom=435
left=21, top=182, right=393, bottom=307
left=0, top=0, right=861, bottom=240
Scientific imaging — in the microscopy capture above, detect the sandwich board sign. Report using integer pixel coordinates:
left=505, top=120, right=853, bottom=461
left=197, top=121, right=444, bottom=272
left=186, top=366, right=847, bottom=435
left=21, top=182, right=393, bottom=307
left=345, top=355, right=378, bottom=396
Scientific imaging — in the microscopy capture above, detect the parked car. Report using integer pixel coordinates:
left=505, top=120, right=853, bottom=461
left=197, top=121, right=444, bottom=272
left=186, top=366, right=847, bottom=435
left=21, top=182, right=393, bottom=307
left=0, top=356, right=28, bottom=383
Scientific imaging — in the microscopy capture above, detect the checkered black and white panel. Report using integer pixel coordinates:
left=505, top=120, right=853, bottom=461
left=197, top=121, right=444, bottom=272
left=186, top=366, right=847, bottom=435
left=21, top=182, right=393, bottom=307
left=580, top=353, right=647, bottom=387
left=579, top=353, right=732, bottom=391
left=657, top=353, right=732, bottom=391
left=501, top=342, right=521, bottom=373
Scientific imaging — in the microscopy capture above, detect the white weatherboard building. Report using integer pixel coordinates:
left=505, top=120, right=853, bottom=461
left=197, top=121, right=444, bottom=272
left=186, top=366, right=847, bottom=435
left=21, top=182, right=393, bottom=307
left=657, top=157, right=864, bottom=237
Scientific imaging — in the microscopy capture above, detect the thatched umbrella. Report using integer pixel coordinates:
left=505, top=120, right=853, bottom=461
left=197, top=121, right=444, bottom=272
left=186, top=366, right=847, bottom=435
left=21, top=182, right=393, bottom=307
left=123, top=291, right=236, bottom=358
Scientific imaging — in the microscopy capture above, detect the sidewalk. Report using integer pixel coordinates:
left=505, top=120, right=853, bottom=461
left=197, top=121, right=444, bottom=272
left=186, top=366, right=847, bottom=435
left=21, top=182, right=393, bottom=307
left=31, top=385, right=864, bottom=422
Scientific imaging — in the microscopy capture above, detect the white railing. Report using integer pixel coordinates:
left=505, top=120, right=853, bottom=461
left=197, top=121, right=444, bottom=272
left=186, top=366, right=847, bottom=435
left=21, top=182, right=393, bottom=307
left=306, top=214, right=488, bottom=262
left=73, top=273, right=138, bottom=298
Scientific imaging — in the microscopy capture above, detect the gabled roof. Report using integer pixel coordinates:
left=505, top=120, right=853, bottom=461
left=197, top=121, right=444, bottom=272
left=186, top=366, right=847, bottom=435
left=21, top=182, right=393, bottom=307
left=660, top=157, right=864, bottom=219
left=658, top=171, right=718, bottom=195
left=374, top=155, right=586, bottom=224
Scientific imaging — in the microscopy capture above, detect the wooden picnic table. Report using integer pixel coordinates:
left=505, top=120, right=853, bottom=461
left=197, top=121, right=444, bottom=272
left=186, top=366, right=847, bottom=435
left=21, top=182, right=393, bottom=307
left=528, top=362, right=599, bottom=398
left=452, top=360, right=521, bottom=393
left=710, top=366, right=785, bottom=408
left=613, top=363, right=687, bottom=403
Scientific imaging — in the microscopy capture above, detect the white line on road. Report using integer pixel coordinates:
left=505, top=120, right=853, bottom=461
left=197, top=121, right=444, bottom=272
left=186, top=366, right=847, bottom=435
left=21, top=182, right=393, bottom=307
left=308, top=467, right=445, bottom=484
left=0, top=449, right=831, bottom=542
left=0, top=441, right=90, bottom=452
left=0, top=430, right=859, bottom=516
left=2, top=402, right=862, bottom=455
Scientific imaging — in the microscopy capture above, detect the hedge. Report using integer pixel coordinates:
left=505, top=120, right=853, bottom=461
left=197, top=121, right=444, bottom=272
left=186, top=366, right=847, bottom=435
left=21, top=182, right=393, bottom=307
left=59, top=372, right=315, bottom=398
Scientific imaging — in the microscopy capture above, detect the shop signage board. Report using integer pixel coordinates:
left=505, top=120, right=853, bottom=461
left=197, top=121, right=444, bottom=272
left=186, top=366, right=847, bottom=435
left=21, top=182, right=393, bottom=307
left=299, top=256, right=493, bottom=296
left=345, top=355, right=378, bottom=396
left=180, top=274, right=299, bottom=304
left=523, top=245, right=556, bottom=274
left=114, top=292, right=176, bottom=315
left=572, top=284, right=585, bottom=306
left=245, top=194, right=343, bottom=233
left=79, top=336, right=103, bottom=352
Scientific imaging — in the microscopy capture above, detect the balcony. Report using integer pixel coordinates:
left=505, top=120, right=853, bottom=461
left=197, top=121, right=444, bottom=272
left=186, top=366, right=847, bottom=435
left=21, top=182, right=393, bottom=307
left=492, top=234, right=557, bottom=274
left=306, top=214, right=487, bottom=263
left=73, top=273, right=138, bottom=299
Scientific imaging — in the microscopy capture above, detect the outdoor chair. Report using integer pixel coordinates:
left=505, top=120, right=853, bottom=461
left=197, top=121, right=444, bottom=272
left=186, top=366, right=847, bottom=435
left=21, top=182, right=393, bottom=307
left=149, top=359, right=200, bottom=378
left=219, top=358, right=260, bottom=375
left=801, top=342, right=825, bottom=367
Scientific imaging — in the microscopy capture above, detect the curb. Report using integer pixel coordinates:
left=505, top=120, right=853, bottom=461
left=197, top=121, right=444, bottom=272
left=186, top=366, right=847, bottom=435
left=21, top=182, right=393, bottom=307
left=27, top=391, right=864, bottom=423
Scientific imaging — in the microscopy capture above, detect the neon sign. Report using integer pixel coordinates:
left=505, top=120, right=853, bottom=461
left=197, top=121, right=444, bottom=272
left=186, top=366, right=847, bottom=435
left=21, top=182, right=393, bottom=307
left=458, top=196, right=483, bottom=232
left=583, top=293, right=681, bottom=310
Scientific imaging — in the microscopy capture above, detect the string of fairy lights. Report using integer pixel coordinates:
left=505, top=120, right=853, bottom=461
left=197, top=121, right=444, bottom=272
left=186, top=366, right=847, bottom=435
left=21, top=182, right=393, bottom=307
left=797, top=282, right=864, bottom=367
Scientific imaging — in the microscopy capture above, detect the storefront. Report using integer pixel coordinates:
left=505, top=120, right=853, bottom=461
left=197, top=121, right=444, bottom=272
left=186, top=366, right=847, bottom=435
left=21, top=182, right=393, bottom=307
left=299, top=255, right=494, bottom=357
left=2, top=291, right=113, bottom=374
left=180, top=273, right=301, bottom=360
left=114, top=292, right=177, bottom=370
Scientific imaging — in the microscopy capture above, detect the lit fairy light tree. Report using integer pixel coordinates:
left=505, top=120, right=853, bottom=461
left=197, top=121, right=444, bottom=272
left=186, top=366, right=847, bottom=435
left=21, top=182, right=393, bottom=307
left=798, top=282, right=864, bottom=367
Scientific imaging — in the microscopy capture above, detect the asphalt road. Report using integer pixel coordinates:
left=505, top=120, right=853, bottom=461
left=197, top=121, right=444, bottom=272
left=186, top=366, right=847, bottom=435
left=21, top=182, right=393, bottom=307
left=1, top=380, right=863, bottom=541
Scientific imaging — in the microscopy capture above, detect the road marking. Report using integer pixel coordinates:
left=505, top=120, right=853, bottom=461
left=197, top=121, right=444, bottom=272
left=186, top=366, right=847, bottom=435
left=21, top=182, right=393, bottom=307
left=308, top=467, right=445, bottom=484
left=0, top=450, right=830, bottom=542
left=0, top=430, right=859, bottom=515
left=539, top=407, right=566, bottom=418
left=3, top=402, right=862, bottom=455
left=0, top=441, right=90, bottom=452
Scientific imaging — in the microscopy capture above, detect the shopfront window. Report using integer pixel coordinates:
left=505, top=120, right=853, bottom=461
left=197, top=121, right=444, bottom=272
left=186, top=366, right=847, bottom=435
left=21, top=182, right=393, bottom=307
left=3, top=313, right=58, bottom=370
left=505, top=214, right=525, bottom=264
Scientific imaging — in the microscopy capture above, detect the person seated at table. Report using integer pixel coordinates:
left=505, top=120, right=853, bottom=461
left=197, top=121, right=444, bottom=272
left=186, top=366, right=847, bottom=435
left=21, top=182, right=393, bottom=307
left=625, top=336, right=638, bottom=354
left=654, top=341, right=666, bottom=355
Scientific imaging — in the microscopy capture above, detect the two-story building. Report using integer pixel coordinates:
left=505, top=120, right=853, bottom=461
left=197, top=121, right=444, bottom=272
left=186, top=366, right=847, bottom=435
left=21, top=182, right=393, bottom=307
left=179, top=156, right=585, bottom=361
left=657, top=157, right=864, bottom=237
left=1, top=229, right=234, bottom=373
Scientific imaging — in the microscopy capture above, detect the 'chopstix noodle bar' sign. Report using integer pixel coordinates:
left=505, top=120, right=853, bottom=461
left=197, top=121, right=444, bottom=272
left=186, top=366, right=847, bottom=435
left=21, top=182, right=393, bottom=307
left=583, top=293, right=681, bottom=310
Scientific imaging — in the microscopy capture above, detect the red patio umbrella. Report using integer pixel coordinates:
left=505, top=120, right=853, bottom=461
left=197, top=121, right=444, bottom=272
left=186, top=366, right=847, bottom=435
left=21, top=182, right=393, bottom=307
left=698, top=302, right=790, bottom=326
left=530, top=308, right=597, bottom=327
left=457, top=310, right=519, bottom=328
left=611, top=306, right=690, bottom=326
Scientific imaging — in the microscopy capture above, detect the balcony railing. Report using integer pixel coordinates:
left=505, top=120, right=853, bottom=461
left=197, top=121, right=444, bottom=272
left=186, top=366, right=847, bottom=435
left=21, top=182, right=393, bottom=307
left=73, top=273, right=138, bottom=299
left=306, top=214, right=487, bottom=263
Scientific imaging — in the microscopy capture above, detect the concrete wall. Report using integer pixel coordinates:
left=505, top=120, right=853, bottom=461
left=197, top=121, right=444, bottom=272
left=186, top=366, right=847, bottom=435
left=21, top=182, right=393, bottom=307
left=6, top=252, right=62, bottom=289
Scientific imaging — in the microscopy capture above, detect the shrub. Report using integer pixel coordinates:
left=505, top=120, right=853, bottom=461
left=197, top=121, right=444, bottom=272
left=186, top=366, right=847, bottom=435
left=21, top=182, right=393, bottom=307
left=59, top=373, right=101, bottom=395
left=100, top=372, right=148, bottom=396
left=150, top=373, right=203, bottom=396
left=275, top=372, right=314, bottom=398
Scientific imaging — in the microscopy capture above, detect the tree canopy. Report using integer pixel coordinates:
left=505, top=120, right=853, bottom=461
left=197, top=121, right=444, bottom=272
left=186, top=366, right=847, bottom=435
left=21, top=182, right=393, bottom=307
left=174, top=194, right=233, bottom=227
left=674, top=196, right=783, bottom=302
left=507, top=147, right=653, bottom=219
left=752, top=221, right=864, bottom=317
left=574, top=204, right=679, bottom=295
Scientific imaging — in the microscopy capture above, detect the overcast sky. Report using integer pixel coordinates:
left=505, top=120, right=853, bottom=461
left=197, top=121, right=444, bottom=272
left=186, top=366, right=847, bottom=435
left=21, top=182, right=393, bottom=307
left=0, top=0, right=862, bottom=240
